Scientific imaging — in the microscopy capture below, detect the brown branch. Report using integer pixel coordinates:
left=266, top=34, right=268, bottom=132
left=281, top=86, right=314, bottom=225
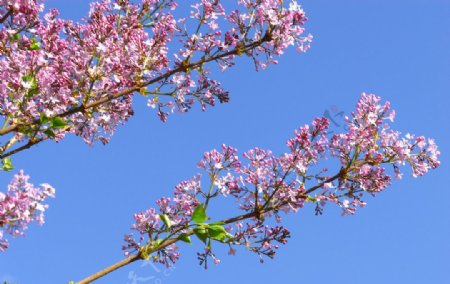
left=0, top=39, right=266, bottom=138
left=75, top=173, right=341, bottom=283
left=0, top=9, right=12, bottom=24
left=0, top=136, right=48, bottom=159
left=77, top=253, right=142, bottom=284
left=304, top=171, right=342, bottom=195
left=0, top=125, right=74, bottom=158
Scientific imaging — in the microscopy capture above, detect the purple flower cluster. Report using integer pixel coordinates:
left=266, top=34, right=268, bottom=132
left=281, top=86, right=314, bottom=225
left=0, top=0, right=308, bottom=254
left=124, top=94, right=440, bottom=267
left=0, top=0, right=311, bottom=157
left=0, top=170, right=55, bottom=251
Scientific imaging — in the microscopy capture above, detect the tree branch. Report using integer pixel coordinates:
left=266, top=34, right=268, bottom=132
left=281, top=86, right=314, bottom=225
left=0, top=9, right=12, bottom=24
left=76, top=253, right=141, bottom=284
left=0, top=39, right=266, bottom=138
left=0, top=136, right=49, bottom=159
left=75, top=173, right=341, bottom=283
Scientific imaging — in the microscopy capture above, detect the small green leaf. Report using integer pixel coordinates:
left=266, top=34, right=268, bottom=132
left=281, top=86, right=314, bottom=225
left=177, top=233, right=191, bottom=244
left=193, top=227, right=208, bottom=244
left=1, top=158, right=14, bottom=172
left=191, top=204, right=207, bottom=224
left=140, top=244, right=150, bottom=260
left=29, top=37, right=41, bottom=50
left=40, top=113, right=49, bottom=124
left=208, top=224, right=232, bottom=241
left=27, top=86, right=40, bottom=97
left=263, top=192, right=269, bottom=202
left=50, top=117, right=67, bottom=129
left=18, top=125, right=32, bottom=135
left=44, top=129, right=56, bottom=138
left=22, top=74, right=34, bottom=82
left=152, top=239, right=163, bottom=248
left=305, top=196, right=317, bottom=203
left=11, top=33, right=20, bottom=41
left=159, top=214, right=171, bottom=229
left=21, top=74, right=39, bottom=98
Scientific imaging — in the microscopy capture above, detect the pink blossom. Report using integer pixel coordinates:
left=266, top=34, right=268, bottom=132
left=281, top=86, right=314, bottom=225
left=0, top=170, right=55, bottom=251
left=124, top=94, right=440, bottom=267
left=0, top=0, right=312, bottom=159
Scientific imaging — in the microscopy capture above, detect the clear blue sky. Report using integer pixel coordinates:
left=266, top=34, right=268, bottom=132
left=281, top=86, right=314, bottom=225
left=1, top=0, right=449, bottom=283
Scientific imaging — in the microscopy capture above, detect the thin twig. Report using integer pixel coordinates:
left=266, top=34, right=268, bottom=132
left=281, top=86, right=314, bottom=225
left=75, top=173, right=341, bottom=283
left=0, top=38, right=267, bottom=137
left=0, top=9, right=12, bottom=24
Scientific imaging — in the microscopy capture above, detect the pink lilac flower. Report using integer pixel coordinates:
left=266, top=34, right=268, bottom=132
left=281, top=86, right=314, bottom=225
left=124, top=94, right=440, bottom=267
left=0, top=0, right=311, bottom=158
left=0, top=170, right=55, bottom=251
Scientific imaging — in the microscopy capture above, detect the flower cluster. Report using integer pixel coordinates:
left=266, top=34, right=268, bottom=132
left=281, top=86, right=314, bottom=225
left=327, top=94, right=440, bottom=214
left=0, top=170, right=55, bottom=251
left=124, top=94, right=440, bottom=267
left=0, top=0, right=311, bottom=161
left=0, top=0, right=311, bottom=252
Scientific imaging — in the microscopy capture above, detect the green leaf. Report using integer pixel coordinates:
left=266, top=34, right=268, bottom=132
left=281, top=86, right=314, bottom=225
left=29, top=38, right=41, bottom=50
left=1, top=158, right=13, bottom=172
left=305, top=196, right=317, bottom=203
left=159, top=214, right=171, bottom=229
left=177, top=233, right=192, bottom=244
left=208, top=224, right=232, bottom=241
left=193, top=227, right=208, bottom=244
left=140, top=244, right=150, bottom=260
left=22, top=74, right=34, bottom=83
left=21, top=74, right=39, bottom=98
left=44, top=129, right=56, bottom=138
left=11, top=33, right=20, bottom=41
left=40, top=113, right=49, bottom=124
left=152, top=239, right=163, bottom=248
left=191, top=204, right=207, bottom=224
left=18, top=125, right=32, bottom=135
left=50, top=117, right=67, bottom=129
left=27, top=86, right=40, bottom=97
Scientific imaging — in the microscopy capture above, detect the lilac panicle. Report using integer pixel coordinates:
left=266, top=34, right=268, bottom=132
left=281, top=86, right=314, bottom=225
left=0, top=170, right=55, bottom=251
left=124, top=93, right=440, bottom=267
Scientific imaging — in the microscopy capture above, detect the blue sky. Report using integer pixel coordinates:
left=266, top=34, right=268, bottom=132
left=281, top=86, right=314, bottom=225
left=1, top=0, right=449, bottom=283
